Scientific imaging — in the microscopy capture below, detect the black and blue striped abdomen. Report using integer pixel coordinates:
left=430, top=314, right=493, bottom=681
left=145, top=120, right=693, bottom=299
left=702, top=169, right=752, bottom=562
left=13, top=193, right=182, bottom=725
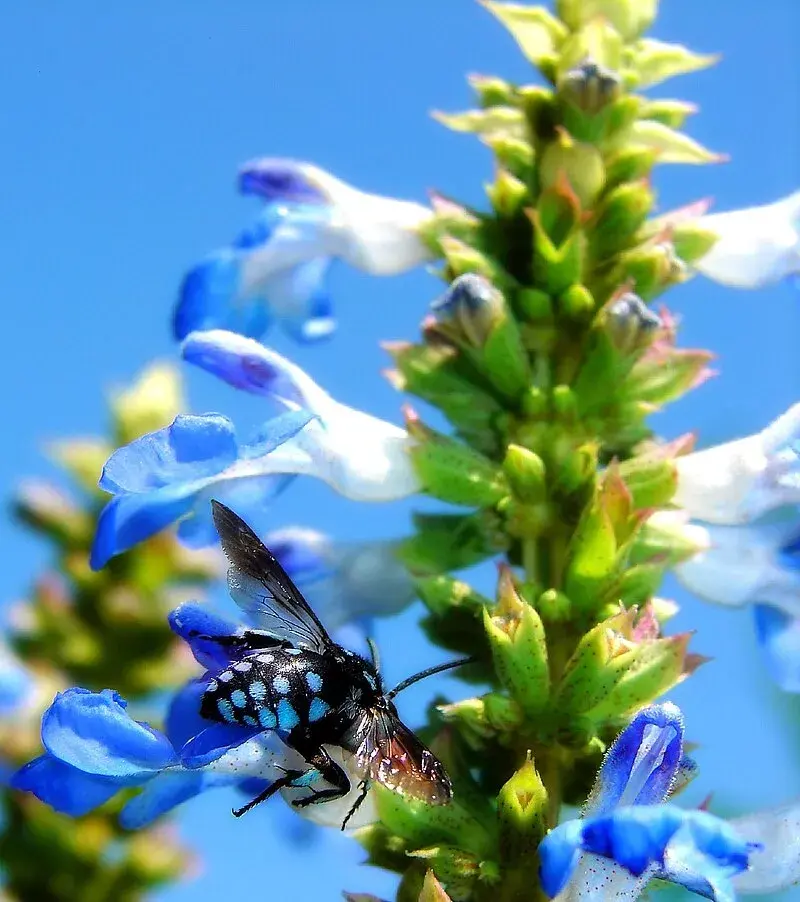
left=201, top=647, right=341, bottom=734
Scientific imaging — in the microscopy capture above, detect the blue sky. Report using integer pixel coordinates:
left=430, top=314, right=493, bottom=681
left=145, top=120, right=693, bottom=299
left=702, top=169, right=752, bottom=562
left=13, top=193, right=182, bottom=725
left=1, top=1, right=798, bottom=899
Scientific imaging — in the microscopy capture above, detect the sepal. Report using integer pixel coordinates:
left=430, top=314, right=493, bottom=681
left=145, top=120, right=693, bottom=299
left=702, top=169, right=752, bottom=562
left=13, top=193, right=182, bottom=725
left=398, top=511, right=506, bottom=575
left=630, top=38, right=718, bottom=89
left=556, top=0, right=657, bottom=41
left=483, top=567, right=549, bottom=716
left=405, top=409, right=508, bottom=507
left=497, top=755, right=548, bottom=865
left=539, top=130, right=606, bottom=208
left=482, top=2, right=567, bottom=70
left=417, top=870, right=453, bottom=902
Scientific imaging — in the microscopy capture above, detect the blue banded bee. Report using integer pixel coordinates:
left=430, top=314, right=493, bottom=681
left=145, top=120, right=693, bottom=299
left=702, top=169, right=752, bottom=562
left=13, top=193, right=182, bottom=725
left=198, top=501, right=469, bottom=827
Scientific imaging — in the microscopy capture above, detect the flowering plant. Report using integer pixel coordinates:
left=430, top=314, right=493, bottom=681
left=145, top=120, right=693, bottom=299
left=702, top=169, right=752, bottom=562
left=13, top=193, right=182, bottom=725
left=3, top=1, right=800, bottom=900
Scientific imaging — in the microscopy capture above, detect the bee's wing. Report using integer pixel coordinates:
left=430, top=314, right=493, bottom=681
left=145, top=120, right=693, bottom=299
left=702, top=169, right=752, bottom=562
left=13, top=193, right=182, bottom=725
left=344, top=709, right=452, bottom=805
left=211, top=500, right=332, bottom=654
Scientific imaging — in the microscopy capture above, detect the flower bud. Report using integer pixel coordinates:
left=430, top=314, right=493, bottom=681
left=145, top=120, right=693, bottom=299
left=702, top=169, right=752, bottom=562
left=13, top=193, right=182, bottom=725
left=497, top=756, right=548, bottom=862
left=539, top=130, right=606, bottom=208
left=557, top=0, right=658, bottom=41
left=405, top=408, right=508, bottom=508
left=503, top=445, right=547, bottom=503
left=560, top=57, right=622, bottom=114
left=431, top=274, right=505, bottom=348
left=468, top=73, right=516, bottom=108
left=112, top=363, right=183, bottom=445
left=485, top=168, right=529, bottom=217
left=618, top=242, right=687, bottom=300
left=605, top=291, right=663, bottom=355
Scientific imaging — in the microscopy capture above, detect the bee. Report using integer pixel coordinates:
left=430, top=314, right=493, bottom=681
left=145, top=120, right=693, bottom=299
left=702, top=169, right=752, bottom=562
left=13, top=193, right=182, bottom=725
left=197, top=501, right=470, bottom=828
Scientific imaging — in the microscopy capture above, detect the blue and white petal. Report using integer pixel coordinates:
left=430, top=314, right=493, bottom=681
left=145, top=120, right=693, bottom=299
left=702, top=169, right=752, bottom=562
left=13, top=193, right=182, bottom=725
left=182, top=331, right=419, bottom=502
left=731, top=797, right=800, bottom=895
left=585, top=703, right=684, bottom=817
left=695, top=190, right=800, bottom=289
left=238, top=158, right=433, bottom=275
left=752, top=605, right=800, bottom=693
left=673, top=403, right=800, bottom=524
left=91, top=409, right=314, bottom=567
left=11, top=754, right=121, bottom=816
left=266, top=527, right=414, bottom=629
left=651, top=513, right=800, bottom=615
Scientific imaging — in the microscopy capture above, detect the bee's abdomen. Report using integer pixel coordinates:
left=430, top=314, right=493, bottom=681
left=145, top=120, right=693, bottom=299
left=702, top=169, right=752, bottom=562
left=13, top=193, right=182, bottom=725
left=200, top=649, right=336, bottom=734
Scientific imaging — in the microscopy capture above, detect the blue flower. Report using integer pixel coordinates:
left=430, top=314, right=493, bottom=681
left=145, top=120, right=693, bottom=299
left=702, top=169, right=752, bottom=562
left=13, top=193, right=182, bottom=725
left=90, top=409, right=314, bottom=568
left=173, top=158, right=432, bottom=343
left=538, top=703, right=774, bottom=900
left=0, top=641, right=35, bottom=716
left=91, top=334, right=418, bottom=568
left=653, top=512, right=800, bottom=692
left=264, top=526, right=414, bottom=630
left=692, top=190, right=800, bottom=290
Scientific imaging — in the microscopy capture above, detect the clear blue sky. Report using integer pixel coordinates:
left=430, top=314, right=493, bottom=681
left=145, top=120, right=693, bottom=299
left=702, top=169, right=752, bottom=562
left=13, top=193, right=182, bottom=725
left=1, top=2, right=798, bottom=900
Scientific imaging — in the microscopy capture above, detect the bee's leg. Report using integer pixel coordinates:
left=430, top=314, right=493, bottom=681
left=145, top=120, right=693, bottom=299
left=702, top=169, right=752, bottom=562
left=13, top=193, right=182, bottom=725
left=232, top=769, right=305, bottom=818
left=341, top=779, right=370, bottom=831
left=287, top=745, right=351, bottom=809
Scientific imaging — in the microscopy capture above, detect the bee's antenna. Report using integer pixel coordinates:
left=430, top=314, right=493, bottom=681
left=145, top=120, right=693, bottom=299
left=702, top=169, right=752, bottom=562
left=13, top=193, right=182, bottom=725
left=386, top=657, right=475, bottom=700
left=367, top=637, right=381, bottom=674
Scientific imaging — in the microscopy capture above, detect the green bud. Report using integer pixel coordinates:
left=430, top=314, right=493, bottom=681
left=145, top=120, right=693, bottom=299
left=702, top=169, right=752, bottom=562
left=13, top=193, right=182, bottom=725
left=497, top=756, right=548, bottom=863
left=417, top=870, right=453, bottom=902
left=483, top=567, right=550, bottom=715
left=621, top=119, right=724, bottom=164
left=485, top=168, right=529, bottom=217
left=468, top=73, right=516, bottom=108
left=604, top=291, right=663, bottom=355
left=563, top=494, right=618, bottom=614
left=397, top=511, right=505, bottom=575
left=552, top=385, right=578, bottom=422
left=410, top=850, right=479, bottom=901
left=483, top=692, right=525, bottom=733
left=417, top=575, right=491, bottom=659
left=539, top=130, right=606, bottom=208
left=558, top=284, right=595, bottom=322
left=440, top=237, right=510, bottom=286
left=559, top=58, right=622, bottom=115
left=618, top=453, right=678, bottom=509
left=438, top=698, right=493, bottom=746
left=603, top=147, right=659, bottom=190
left=482, top=2, right=567, bottom=69
left=538, top=588, right=572, bottom=623
left=433, top=106, right=527, bottom=142
left=517, top=287, right=554, bottom=322
left=521, top=386, right=548, bottom=418
left=592, top=180, right=655, bottom=260
left=617, top=242, right=686, bottom=300
left=406, top=409, right=508, bottom=507
left=112, top=363, right=183, bottom=445
left=483, top=134, right=535, bottom=179
left=632, top=38, right=718, bottom=89
left=503, top=445, right=547, bottom=503
left=627, top=345, right=715, bottom=406
left=556, top=612, right=634, bottom=712
left=670, top=221, right=719, bottom=264
left=640, top=98, right=698, bottom=129
left=558, top=19, right=623, bottom=75
left=557, top=0, right=658, bottom=41
left=586, top=633, right=701, bottom=720
left=531, top=182, right=585, bottom=294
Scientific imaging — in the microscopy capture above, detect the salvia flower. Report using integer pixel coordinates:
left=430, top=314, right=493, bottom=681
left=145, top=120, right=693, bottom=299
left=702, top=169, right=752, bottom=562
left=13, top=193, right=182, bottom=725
left=538, top=702, right=798, bottom=900
left=174, top=158, right=432, bottom=343
left=11, top=607, right=376, bottom=830
left=264, top=527, right=414, bottom=631
left=693, top=190, right=800, bottom=289
left=653, top=512, right=800, bottom=692
left=673, top=402, right=800, bottom=524
left=90, top=332, right=418, bottom=568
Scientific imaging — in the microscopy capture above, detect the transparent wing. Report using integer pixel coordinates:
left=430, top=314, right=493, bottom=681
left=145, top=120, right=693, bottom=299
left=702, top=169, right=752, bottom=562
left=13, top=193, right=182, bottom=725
left=344, top=709, right=452, bottom=805
left=211, top=500, right=332, bottom=653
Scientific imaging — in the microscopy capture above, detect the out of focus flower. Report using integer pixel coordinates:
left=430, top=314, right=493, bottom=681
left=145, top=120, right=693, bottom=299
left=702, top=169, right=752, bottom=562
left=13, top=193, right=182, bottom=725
left=173, top=158, right=432, bottom=343
left=265, top=527, right=414, bottom=631
left=539, top=702, right=798, bottom=900
left=673, top=403, right=800, bottom=524
left=654, top=512, right=800, bottom=692
left=693, top=190, right=800, bottom=289
left=0, top=641, right=35, bottom=716
left=90, top=333, right=417, bottom=568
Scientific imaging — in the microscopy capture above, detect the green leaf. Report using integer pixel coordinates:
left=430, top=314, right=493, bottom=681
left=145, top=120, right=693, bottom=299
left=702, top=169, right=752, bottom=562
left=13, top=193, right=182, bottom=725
left=631, top=38, right=718, bottom=88
left=482, top=2, right=567, bottom=68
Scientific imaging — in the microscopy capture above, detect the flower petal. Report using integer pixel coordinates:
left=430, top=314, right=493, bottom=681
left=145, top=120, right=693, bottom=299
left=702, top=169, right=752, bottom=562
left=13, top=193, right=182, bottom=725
left=168, top=604, right=241, bottom=671
left=553, top=855, right=650, bottom=901
left=695, top=190, right=800, bottom=289
left=180, top=724, right=260, bottom=769
left=99, top=414, right=238, bottom=494
left=165, top=678, right=211, bottom=748
left=753, top=604, right=800, bottom=692
left=731, top=797, right=800, bottom=894
left=585, top=703, right=684, bottom=817
left=539, top=820, right=586, bottom=898
left=238, top=158, right=331, bottom=205
left=41, top=688, right=177, bottom=781
left=674, top=403, right=800, bottom=525
left=181, top=330, right=331, bottom=412
left=120, top=769, right=230, bottom=829
left=11, top=754, right=119, bottom=816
